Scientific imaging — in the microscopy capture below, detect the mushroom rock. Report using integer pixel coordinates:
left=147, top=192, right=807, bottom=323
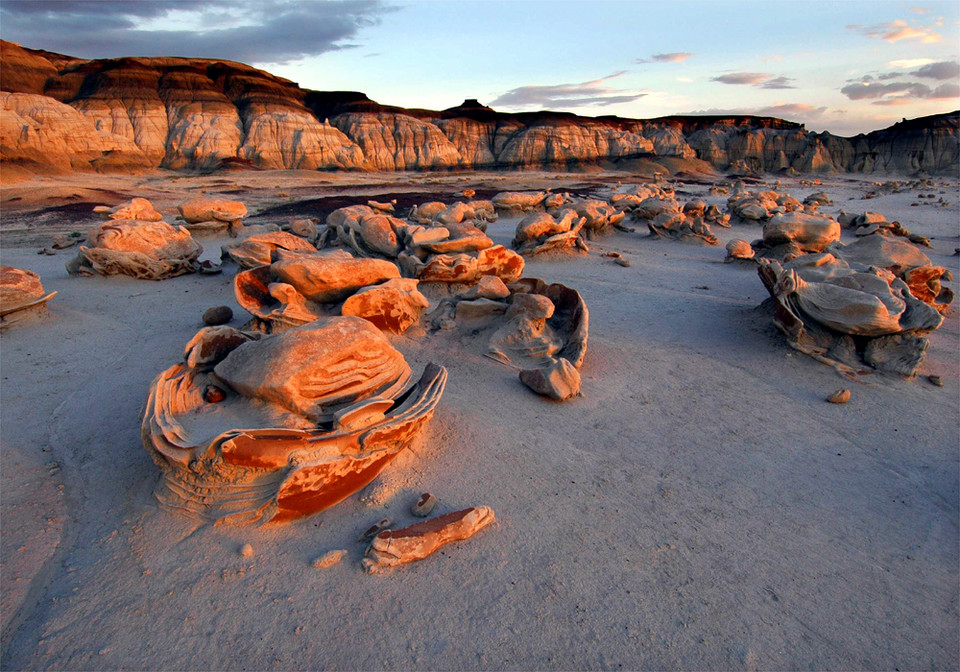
left=362, top=506, right=495, bottom=572
left=491, top=191, right=547, bottom=212
left=419, top=223, right=493, bottom=254
left=631, top=196, right=681, bottom=220
left=725, top=239, right=755, bottom=262
left=513, top=209, right=586, bottom=255
left=508, top=279, right=588, bottom=369
left=572, top=200, right=625, bottom=235
left=272, top=253, right=400, bottom=304
left=341, top=278, right=430, bottom=334
left=143, top=318, right=447, bottom=524
left=68, top=220, right=202, bottom=280
left=761, top=212, right=840, bottom=253
left=94, top=197, right=163, bottom=221
left=178, top=198, right=247, bottom=224
left=0, top=266, right=56, bottom=328
left=519, top=357, right=581, bottom=401
left=222, top=231, right=317, bottom=269
left=757, top=261, right=942, bottom=376
left=647, top=212, right=718, bottom=245
left=835, top=234, right=931, bottom=275
left=413, top=245, right=524, bottom=285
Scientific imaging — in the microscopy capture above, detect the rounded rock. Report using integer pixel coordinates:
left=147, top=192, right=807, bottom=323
left=202, top=305, right=233, bottom=326
left=411, top=492, right=438, bottom=517
left=239, top=543, right=254, bottom=558
left=826, top=389, right=851, bottom=404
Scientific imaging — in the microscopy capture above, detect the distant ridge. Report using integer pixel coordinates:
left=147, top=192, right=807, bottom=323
left=1, top=40, right=957, bottom=176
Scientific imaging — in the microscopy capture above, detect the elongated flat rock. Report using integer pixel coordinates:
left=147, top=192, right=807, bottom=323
left=363, top=506, right=495, bottom=572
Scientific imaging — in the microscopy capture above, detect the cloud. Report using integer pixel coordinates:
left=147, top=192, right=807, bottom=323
left=676, top=76, right=694, bottom=83
left=872, top=98, right=916, bottom=106
left=912, top=60, right=960, bottom=80
left=682, top=103, right=827, bottom=119
left=841, top=80, right=960, bottom=102
left=761, top=76, right=796, bottom=90
left=757, top=53, right=784, bottom=63
left=635, top=52, right=694, bottom=64
left=908, top=6, right=931, bottom=13
left=847, top=19, right=941, bottom=43
left=888, top=58, right=935, bottom=68
left=489, top=73, right=647, bottom=109
left=710, top=72, right=795, bottom=89
left=711, top=72, right=770, bottom=85
left=0, top=0, right=395, bottom=64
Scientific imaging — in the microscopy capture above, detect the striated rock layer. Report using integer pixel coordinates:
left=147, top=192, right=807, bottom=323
left=2, top=41, right=957, bottom=176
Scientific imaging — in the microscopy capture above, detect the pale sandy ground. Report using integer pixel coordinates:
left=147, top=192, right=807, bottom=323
left=1, top=170, right=958, bottom=670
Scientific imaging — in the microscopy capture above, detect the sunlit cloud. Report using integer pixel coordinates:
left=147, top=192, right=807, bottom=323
left=676, top=76, right=693, bottom=83
left=682, top=103, right=827, bottom=119
left=711, top=72, right=771, bottom=85
left=711, top=72, right=795, bottom=89
left=847, top=19, right=941, bottom=43
left=888, top=58, right=935, bottom=68
left=635, top=52, right=694, bottom=64
left=490, top=72, right=647, bottom=109
left=908, top=6, right=931, bottom=13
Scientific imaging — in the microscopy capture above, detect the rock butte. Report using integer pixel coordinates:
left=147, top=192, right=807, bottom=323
left=1, top=40, right=956, bottom=178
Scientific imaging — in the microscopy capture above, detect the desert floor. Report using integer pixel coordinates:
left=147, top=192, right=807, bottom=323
left=1, top=169, right=958, bottom=670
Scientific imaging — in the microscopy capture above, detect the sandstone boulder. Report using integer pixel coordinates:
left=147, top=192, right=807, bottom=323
left=341, top=278, right=429, bottom=334
left=68, top=220, right=202, bottom=280
left=0, top=266, right=56, bottom=328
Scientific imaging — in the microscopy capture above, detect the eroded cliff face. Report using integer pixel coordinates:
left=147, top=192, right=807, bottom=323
left=1, top=40, right=957, bottom=176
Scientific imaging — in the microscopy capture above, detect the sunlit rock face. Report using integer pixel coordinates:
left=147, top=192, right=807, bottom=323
left=1, top=40, right=957, bottom=175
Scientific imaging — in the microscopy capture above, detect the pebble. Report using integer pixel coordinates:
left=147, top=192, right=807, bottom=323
left=203, top=385, right=226, bottom=403
left=359, top=518, right=392, bottom=541
left=203, top=305, right=233, bottom=326
left=827, top=389, right=851, bottom=404
left=928, top=375, right=944, bottom=387
left=239, top=543, right=253, bottom=558
left=37, top=247, right=57, bottom=255
left=312, top=549, right=347, bottom=570
left=615, top=258, right=631, bottom=267
left=411, top=492, right=438, bottom=517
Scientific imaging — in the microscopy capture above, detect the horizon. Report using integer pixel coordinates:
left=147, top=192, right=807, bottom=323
left=1, top=0, right=959, bottom=136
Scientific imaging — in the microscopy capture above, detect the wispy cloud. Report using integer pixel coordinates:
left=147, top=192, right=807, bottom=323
left=908, top=6, right=931, bottom=13
left=711, top=72, right=796, bottom=89
left=490, top=72, right=647, bottom=109
left=847, top=19, right=941, bottom=43
left=682, top=103, right=827, bottom=120
left=635, top=52, right=694, bottom=64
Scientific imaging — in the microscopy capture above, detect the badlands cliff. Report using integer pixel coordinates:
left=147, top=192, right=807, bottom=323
left=1, top=40, right=957, bottom=176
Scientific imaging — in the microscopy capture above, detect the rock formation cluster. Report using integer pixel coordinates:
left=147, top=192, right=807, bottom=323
left=2, top=40, right=956, bottom=177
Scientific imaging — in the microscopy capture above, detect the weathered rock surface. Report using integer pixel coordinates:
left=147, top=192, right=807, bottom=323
left=341, top=278, right=429, bottom=334
left=363, top=506, right=495, bottom=572
left=68, top=220, right=202, bottom=280
left=142, top=318, right=448, bottom=524
left=0, top=265, right=56, bottom=328
left=519, top=358, right=582, bottom=400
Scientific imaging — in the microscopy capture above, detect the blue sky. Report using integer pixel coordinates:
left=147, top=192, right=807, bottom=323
left=2, top=0, right=958, bottom=135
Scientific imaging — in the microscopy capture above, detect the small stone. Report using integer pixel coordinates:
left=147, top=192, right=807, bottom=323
left=239, top=543, right=254, bottom=558
left=199, top=260, right=223, bottom=275
left=312, top=549, right=347, bottom=570
left=411, top=493, right=438, bottom=517
left=462, top=188, right=476, bottom=198
left=827, top=389, right=851, bottom=404
left=38, top=247, right=56, bottom=255
left=615, top=257, right=631, bottom=267
left=928, top=375, right=943, bottom=387
left=602, top=251, right=621, bottom=258
left=203, top=305, right=233, bottom=326
left=359, top=518, right=392, bottom=541
left=203, top=385, right=226, bottom=403
left=519, top=358, right=581, bottom=401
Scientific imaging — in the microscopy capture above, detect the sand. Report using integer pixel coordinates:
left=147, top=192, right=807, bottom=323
left=1, top=170, right=958, bottom=670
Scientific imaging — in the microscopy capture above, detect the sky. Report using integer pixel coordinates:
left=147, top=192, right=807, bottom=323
left=1, top=0, right=958, bottom=136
